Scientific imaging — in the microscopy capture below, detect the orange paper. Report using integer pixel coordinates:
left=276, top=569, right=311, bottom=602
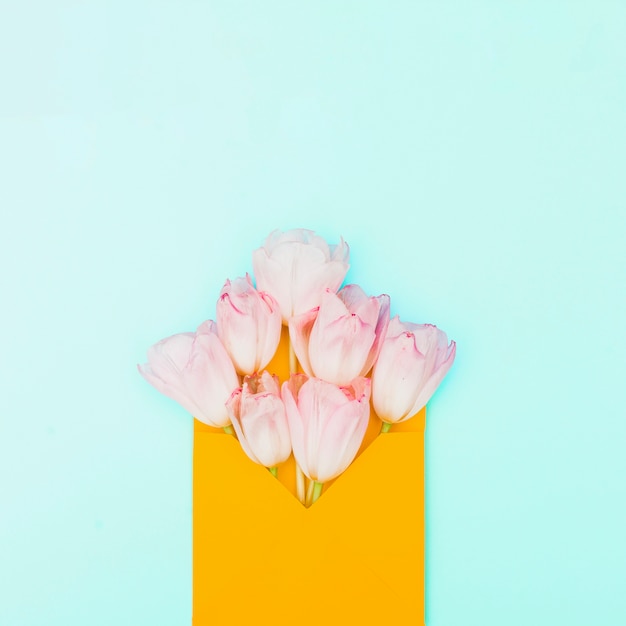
left=192, top=331, right=426, bottom=625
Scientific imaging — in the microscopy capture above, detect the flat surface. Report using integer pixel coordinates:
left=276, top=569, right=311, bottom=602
left=1, top=2, right=625, bottom=625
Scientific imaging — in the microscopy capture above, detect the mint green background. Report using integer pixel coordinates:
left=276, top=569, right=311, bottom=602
left=1, top=2, right=624, bottom=625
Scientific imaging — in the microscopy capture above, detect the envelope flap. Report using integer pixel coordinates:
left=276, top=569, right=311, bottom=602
left=308, top=432, right=423, bottom=513
left=193, top=431, right=424, bottom=624
left=307, top=432, right=425, bottom=600
left=193, top=430, right=425, bottom=625
left=194, top=431, right=305, bottom=518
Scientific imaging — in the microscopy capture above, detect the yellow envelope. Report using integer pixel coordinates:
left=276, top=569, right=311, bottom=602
left=192, top=331, right=426, bottom=625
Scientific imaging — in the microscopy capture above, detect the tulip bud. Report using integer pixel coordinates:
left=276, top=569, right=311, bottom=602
left=289, top=285, right=390, bottom=385
left=226, top=371, right=291, bottom=469
left=138, top=320, right=239, bottom=428
left=372, top=317, right=456, bottom=425
left=216, top=274, right=282, bottom=375
left=252, top=228, right=350, bottom=322
left=282, top=374, right=371, bottom=484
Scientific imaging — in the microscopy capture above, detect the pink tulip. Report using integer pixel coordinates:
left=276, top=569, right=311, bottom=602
left=138, top=320, right=239, bottom=428
left=252, top=228, right=350, bottom=322
left=289, top=285, right=390, bottom=385
left=226, top=371, right=291, bottom=468
left=216, top=274, right=282, bottom=375
left=372, top=317, right=456, bottom=424
left=281, top=374, right=371, bottom=484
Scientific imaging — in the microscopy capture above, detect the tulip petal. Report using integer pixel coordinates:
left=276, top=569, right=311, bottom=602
left=338, top=284, right=379, bottom=327
left=337, top=287, right=391, bottom=375
left=240, top=393, right=291, bottom=467
left=316, top=289, right=350, bottom=323
left=412, top=324, right=446, bottom=375
left=229, top=373, right=292, bottom=468
left=372, top=331, right=426, bottom=423
left=309, top=289, right=375, bottom=382
left=314, top=379, right=371, bottom=482
left=227, top=389, right=262, bottom=465
left=295, top=378, right=350, bottom=480
left=256, top=292, right=282, bottom=370
left=255, top=370, right=281, bottom=396
left=146, top=333, right=195, bottom=379
left=288, top=308, right=318, bottom=377
left=185, top=333, right=239, bottom=427
left=282, top=376, right=311, bottom=478
left=217, top=275, right=282, bottom=374
left=406, top=340, right=457, bottom=419
left=217, top=294, right=258, bottom=374
left=196, top=319, right=218, bottom=336
left=336, top=283, right=366, bottom=309
left=139, top=323, right=240, bottom=428
left=252, top=229, right=350, bottom=321
left=138, top=363, right=206, bottom=420
left=291, top=259, right=350, bottom=317
left=330, top=236, right=350, bottom=263
left=372, top=317, right=456, bottom=424
left=251, top=248, right=290, bottom=319
left=272, top=242, right=330, bottom=317
left=309, top=314, right=376, bottom=385
left=385, top=315, right=408, bottom=339
left=315, top=404, right=368, bottom=484
left=359, top=294, right=390, bottom=377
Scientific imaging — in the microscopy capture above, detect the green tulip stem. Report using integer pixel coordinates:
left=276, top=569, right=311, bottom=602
left=223, top=425, right=234, bottom=435
left=296, top=464, right=306, bottom=503
left=305, top=478, right=315, bottom=506
left=311, top=481, right=324, bottom=504
left=288, top=334, right=306, bottom=503
left=268, top=466, right=278, bottom=477
left=380, top=422, right=392, bottom=434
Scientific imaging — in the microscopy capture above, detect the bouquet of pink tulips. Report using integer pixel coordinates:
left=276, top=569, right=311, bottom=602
left=139, top=228, right=456, bottom=506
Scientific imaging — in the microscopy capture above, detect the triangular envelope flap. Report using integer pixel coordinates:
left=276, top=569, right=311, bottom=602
left=194, top=431, right=305, bottom=516
left=308, top=432, right=424, bottom=600
left=195, top=430, right=423, bottom=519
left=308, top=432, right=423, bottom=513
left=193, top=432, right=305, bottom=610
left=193, top=432, right=424, bottom=625
left=193, top=406, right=425, bottom=500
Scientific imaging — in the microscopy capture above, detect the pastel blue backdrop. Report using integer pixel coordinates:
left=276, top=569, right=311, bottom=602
left=1, top=2, right=624, bottom=625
